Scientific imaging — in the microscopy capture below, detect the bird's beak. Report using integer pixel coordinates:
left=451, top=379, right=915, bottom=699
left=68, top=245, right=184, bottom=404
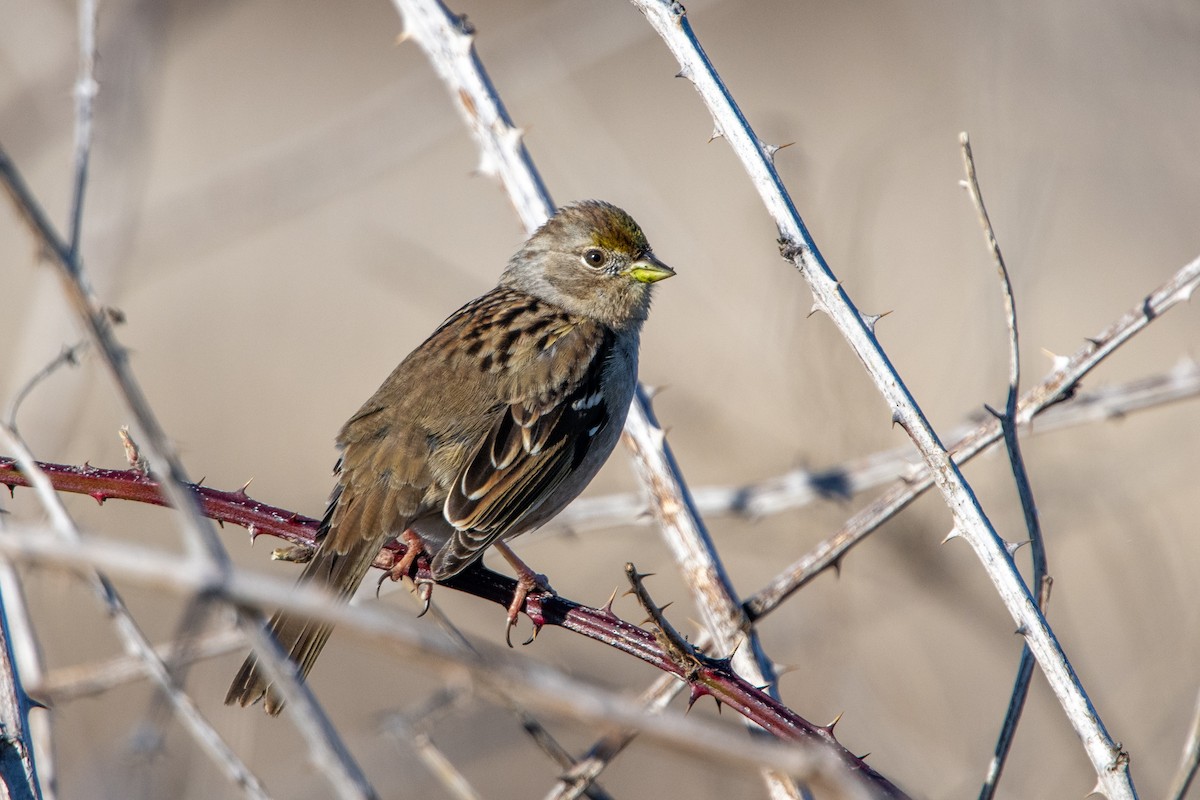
left=626, top=254, right=675, bottom=284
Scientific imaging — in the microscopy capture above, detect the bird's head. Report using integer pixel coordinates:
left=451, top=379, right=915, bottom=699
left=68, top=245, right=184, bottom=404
left=501, top=200, right=674, bottom=330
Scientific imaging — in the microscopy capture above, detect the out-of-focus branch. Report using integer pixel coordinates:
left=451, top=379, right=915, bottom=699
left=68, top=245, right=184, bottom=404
left=745, top=257, right=1200, bottom=621
left=386, top=2, right=815, bottom=798
left=959, top=132, right=1049, bottom=800
left=4, top=360, right=1196, bottom=544
left=553, top=361, right=1200, bottom=534
left=1167, top=688, right=1200, bottom=800
left=0, top=142, right=376, bottom=800
left=0, top=562, right=45, bottom=800
left=625, top=3, right=1184, bottom=795
left=0, top=426, right=268, bottom=800
left=0, top=526, right=882, bottom=793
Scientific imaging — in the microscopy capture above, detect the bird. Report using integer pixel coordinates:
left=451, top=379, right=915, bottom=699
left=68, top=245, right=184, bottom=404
left=226, top=200, right=674, bottom=714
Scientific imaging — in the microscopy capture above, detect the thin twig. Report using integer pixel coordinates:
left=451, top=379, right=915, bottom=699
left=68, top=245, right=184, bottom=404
left=1167, top=688, right=1200, bottom=800
left=744, top=256, right=1200, bottom=620
left=626, top=3, right=1180, bottom=795
left=33, top=628, right=245, bottom=702
left=0, top=559, right=46, bottom=800
left=960, top=133, right=1050, bottom=800
left=68, top=0, right=98, bottom=258
left=0, top=426, right=269, bottom=800
left=0, top=141, right=376, bottom=800
left=394, top=588, right=616, bottom=800
left=3, top=362, right=1197, bottom=546
left=389, top=4, right=801, bottom=796
left=3, top=342, right=89, bottom=432
left=0, top=527, right=875, bottom=792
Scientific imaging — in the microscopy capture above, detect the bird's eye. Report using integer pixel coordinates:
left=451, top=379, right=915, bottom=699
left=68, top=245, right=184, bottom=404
left=582, top=248, right=608, bottom=268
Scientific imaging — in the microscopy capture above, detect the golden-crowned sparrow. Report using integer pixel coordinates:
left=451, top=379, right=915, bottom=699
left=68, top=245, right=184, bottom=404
left=226, top=201, right=673, bottom=714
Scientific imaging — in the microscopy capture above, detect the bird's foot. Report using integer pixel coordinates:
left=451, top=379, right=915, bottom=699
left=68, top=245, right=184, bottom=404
left=375, top=530, right=432, bottom=607
left=494, top=541, right=554, bottom=647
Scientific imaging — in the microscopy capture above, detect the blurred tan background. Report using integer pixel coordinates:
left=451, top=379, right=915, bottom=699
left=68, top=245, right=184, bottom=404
left=2, top=0, right=1199, bottom=798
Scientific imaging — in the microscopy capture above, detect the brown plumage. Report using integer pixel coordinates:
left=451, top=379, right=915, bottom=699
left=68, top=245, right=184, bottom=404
left=226, top=201, right=673, bottom=714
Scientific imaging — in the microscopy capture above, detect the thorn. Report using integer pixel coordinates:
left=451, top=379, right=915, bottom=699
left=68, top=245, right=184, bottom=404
left=90, top=491, right=106, bottom=505
left=247, top=524, right=258, bottom=543
left=500, top=125, right=526, bottom=151
left=395, top=27, right=410, bottom=45
left=625, top=564, right=655, bottom=582
left=891, top=410, right=904, bottom=428
left=859, top=310, right=891, bottom=333
left=1041, top=348, right=1071, bottom=372
left=196, top=476, right=206, bottom=486
left=601, top=587, right=619, bottom=616
left=1014, top=624, right=1029, bottom=637
left=475, top=151, right=500, bottom=179
left=807, top=299, right=829, bottom=318
left=762, top=141, right=780, bottom=161
left=1004, top=539, right=1028, bottom=557
left=1176, top=280, right=1197, bottom=303
left=772, top=661, right=800, bottom=677
left=826, top=711, right=844, bottom=733
left=236, top=478, right=254, bottom=497
left=649, top=425, right=667, bottom=450
left=641, top=383, right=662, bottom=400
left=941, top=528, right=961, bottom=544
left=674, top=66, right=693, bottom=80
left=829, top=556, right=842, bottom=578
left=686, top=684, right=708, bottom=711
left=1086, top=780, right=1105, bottom=798
left=707, top=127, right=724, bottom=143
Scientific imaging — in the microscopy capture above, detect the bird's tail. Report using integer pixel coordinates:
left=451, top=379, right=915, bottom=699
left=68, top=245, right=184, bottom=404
left=225, top=535, right=377, bottom=716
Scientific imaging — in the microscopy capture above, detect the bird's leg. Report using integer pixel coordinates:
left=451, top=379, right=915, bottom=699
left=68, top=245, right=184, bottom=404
left=376, top=530, right=435, bottom=615
left=493, top=541, right=554, bottom=647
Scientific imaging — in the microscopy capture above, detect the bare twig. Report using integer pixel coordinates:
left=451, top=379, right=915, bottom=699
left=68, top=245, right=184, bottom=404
left=960, top=132, right=1050, bottom=800
left=0, top=560, right=46, bottom=800
left=0, top=527, right=874, bottom=790
left=3, top=342, right=89, bottom=432
left=0, top=140, right=376, bottom=800
left=393, top=589, right=616, bottom=800
left=34, top=628, right=244, bottom=702
left=745, top=256, right=1200, bottom=620
left=624, top=3, right=1178, bottom=795
left=1167, top=688, right=1200, bottom=800
left=3, top=361, right=1197, bottom=545
left=0, top=426, right=269, bottom=800
left=388, top=4, right=810, bottom=796
left=68, top=0, right=98, bottom=258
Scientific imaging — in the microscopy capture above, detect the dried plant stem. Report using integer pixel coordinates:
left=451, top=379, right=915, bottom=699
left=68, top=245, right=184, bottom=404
left=1167, top=688, right=1200, bottom=800
left=745, top=256, right=1200, bottom=619
left=0, top=143, right=376, bottom=800
left=626, top=2, right=1154, bottom=796
left=960, top=132, right=1049, bottom=800
left=0, top=527, right=872, bottom=791
left=387, top=2, right=809, bottom=798
left=0, top=559, right=46, bottom=800
left=0, top=426, right=268, bottom=800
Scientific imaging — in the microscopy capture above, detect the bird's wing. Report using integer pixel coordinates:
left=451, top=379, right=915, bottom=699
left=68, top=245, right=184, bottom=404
left=434, top=323, right=615, bottom=577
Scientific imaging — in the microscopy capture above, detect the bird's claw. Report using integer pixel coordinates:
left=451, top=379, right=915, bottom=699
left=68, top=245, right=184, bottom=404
left=504, top=575, right=550, bottom=648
